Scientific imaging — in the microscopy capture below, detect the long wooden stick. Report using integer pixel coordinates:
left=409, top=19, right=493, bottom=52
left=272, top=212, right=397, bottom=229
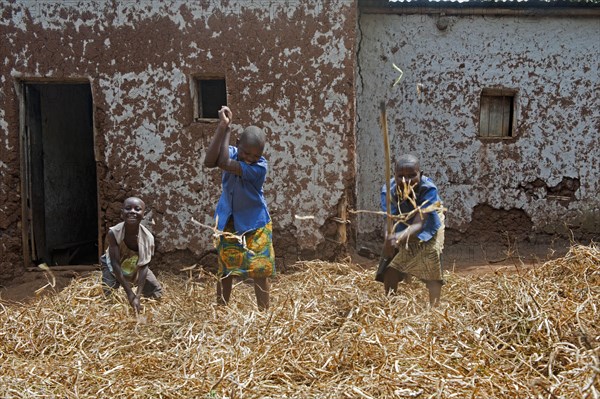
left=375, top=101, right=393, bottom=283
left=380, top=101, right=392, bottom=236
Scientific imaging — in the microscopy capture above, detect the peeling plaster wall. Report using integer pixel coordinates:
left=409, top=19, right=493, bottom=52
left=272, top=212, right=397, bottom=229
left=0, top=76, right=22, bottom=279
left=357, top=13, right=600, bottom=244
left=0, top=0, right=357, bottom=280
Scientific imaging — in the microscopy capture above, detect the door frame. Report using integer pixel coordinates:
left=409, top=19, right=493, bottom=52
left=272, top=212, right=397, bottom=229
left=17, top=78, right=102, bottom=267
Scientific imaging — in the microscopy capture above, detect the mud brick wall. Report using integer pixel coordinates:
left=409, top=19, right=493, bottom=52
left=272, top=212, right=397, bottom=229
left=0, top=0, right=357, bottom=280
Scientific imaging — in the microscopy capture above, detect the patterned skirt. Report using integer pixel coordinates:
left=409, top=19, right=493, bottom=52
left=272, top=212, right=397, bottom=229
left=389, top=220, right=445, bottom=282
left=217, top=221, right=276, bottom=279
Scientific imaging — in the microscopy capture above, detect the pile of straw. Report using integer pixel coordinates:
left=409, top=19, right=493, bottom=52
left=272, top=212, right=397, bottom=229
left=1, top=244, right=598, bottom=398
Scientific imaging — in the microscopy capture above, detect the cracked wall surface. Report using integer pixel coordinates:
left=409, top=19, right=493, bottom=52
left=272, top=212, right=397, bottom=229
left=356, top=12, right=600, bottom=245
left=0, top=0, right=357, bottom=280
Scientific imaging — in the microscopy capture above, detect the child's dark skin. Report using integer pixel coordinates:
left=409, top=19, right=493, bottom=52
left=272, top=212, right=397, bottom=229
left=106, top=197, right=149, bottom=313
left=204, top=106, right=270, bottom=310
left=382, top=161, right=442, bottom=306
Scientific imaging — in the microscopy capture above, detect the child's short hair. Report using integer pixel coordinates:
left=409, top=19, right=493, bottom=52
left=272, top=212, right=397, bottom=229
left=396, top=154, right=419, bottom=169
left=241, top=126, right=266, bottom=150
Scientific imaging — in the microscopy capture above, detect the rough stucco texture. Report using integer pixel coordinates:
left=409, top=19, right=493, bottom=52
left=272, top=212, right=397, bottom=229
left=356, top=13, right=600, bottom=244
left=0, top=0, right=356, bottom=280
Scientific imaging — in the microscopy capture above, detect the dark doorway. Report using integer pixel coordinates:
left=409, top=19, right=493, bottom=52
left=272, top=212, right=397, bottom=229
left=22, top=83, right=98, bottom=266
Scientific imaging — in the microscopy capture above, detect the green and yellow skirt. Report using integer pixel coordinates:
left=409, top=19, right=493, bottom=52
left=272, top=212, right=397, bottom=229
left=217, top=221, right=276, bottom=279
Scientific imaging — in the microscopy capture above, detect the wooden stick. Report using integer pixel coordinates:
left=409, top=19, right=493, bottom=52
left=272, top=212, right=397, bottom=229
left=190, top=217, right=255, bottom=255
left=380, top=101, right=392, bottom=236
left=375, top=101, right=394, bottom=283
left=27, top=265, right=99, bottom=272
left=337, top=191, right=348, bottom=245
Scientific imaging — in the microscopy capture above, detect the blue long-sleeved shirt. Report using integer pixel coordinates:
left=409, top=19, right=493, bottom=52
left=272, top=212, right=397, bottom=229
left=380, top=176, right=443, bottom=242
left=214, top=146, right=270, bottom=233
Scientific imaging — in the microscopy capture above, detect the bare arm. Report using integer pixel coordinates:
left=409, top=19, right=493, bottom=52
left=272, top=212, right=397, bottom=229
left=398, top=212, right=426, bottom=242
left=107, top=230, right=140, bottom=312
left=135, top=265, right=149, bottom=298
left=204, top=106, right=232, bottom=168
left=383, top=212, right=427, bottom=257
left=204, top=122, right=229, bottom=168
left=204, top=106, right=242, bottom=177
left=215, top=124, right=243, bottom=176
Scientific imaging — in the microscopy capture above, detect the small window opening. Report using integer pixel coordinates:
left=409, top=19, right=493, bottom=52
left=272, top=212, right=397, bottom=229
left=193, top=77, right=227, bottom=120
left=479, top=89, right=516, bottom=138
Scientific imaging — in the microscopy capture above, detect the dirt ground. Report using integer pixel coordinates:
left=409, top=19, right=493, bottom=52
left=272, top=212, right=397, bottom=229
left=0, top=269, right=92, bottom=304
left=0, top=241, right=570, bottom=305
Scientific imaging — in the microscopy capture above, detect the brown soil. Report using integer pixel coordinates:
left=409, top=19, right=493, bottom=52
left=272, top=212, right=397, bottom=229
left=0, top=269, right=93, bottom=305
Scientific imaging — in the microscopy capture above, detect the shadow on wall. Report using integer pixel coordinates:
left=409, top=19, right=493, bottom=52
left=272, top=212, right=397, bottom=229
left=520, top=177, right=580, bottom=205
left=444, top=201, right=599, bottom=263
left=448, top=204, right=534, bottom=245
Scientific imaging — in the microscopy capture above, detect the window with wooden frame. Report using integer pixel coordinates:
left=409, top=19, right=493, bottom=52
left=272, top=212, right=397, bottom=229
left=479, top=89, right=516, bottom=138
left=192, top=76, right=227, bottom=121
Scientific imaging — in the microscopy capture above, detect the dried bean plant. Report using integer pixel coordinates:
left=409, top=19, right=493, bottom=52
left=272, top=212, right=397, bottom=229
left=0, top=244, right=598, bottom=398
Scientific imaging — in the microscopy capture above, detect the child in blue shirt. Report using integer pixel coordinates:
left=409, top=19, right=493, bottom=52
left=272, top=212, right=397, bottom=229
left=380, top=154, right=445, bottom=306
left=204, top=106, right=275, bottom=310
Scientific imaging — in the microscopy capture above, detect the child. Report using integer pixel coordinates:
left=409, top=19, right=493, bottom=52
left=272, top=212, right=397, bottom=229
left=204, top=106, right=275, bottom=311
left=100, top=197, right=162, bottom=313
left=380, top=154, right=445, bottom=306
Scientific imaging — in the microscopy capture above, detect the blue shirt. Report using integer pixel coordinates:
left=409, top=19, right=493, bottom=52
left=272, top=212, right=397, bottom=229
left=380, top=176, right=443, bottom=242
left=215, top=146, right=271, bottom=233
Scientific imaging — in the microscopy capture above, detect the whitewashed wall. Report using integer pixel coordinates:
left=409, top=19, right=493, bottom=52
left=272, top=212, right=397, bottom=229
left=356, top=13, right=600, bottom=243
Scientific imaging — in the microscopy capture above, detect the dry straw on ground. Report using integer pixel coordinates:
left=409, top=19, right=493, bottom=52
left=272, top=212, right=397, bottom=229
left=1, top=244, right=598, bottom=398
